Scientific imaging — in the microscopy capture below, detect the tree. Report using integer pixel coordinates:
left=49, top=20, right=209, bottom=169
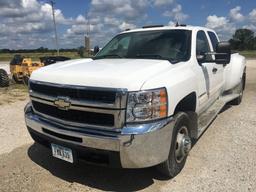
left=229, top=29, right=255, bottom=50
left=254, top=37, right=256, bottom=50
left=77, top=46, right=85, bottom=58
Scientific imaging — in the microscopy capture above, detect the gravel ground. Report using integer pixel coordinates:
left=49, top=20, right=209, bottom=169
left=0, top=60, right=255, bottom=192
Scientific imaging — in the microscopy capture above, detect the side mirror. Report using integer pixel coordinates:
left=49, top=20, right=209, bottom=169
left=215, top=41, right=231, bottom=64
left=93, top=46, right=99, bottom=55
left=196, top=54, right=206, bottom=64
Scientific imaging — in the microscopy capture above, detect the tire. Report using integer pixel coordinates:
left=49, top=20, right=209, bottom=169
left=157, top=112, right=192, bottom=178
left=23, top=75, right=29, bottom=86
left=0, top=69, right=9, bottom=87
left=13, top=74, right=22, bottom=83
left=229, top=75, right=244, bottom=105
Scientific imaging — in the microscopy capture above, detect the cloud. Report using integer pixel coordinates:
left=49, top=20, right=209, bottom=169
left=243, top=24, right=256, bottom=31
left=205, top=6, right=256, bottom=40
left=0, top=0, right=73, bottom=49
left=163, top=4, right=189, bottom=22
left=154, top=0, right=175, bottom=6
left=119, top=22, right=136, bottom=30
left=206, top=15, right=229, bottom=29
left=249, top=9, right=256, bottom=23
left=75, top=15, right=86, bottom=24
left=0, top=0, right=38, bottom=17
left=0, top=0, right=21, bottom=8
left=168, top=20, right=175, bottom=26
left=90, top=0, right=148, bottom=21
left=205, top=15, right=235, bottom=39
left=229, top=6, right=244, bottom=22
left=5, top=0, right=256, bottom=49
left=63, top=0, right=150, bottom=48
left=0, top=0, right=190, bottom=49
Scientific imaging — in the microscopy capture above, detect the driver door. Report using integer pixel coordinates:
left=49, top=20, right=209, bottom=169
left=196, top=30, right=217, bottom=107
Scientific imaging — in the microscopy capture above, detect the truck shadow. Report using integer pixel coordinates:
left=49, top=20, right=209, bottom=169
left=219, top=104, right=232, bottom=114
left=27, top=143, right=167, bottom=191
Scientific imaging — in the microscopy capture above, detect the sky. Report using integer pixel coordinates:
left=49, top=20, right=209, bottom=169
left=0, top=0, right=256, bottom=49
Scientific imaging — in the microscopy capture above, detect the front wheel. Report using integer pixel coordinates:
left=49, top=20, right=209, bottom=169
left=156, top=112, right=192, bottom=178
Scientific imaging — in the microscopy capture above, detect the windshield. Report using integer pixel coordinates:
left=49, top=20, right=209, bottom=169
left=94, top=29, right=192, bottom=63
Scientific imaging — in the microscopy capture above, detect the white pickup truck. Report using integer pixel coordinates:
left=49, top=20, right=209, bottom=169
left=25, top=25, right=246, bottom=178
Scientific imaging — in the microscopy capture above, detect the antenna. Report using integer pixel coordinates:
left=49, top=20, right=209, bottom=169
left=175, top=22, right=187, bottom=27
left=50, top=0, right=59, bottom=56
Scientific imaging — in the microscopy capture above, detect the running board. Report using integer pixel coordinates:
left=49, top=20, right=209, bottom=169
left=197, top=93, right=240, bottom=138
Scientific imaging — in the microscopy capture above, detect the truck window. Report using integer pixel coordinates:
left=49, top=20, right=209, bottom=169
left=207, top=31, right=219, bottom=51
left=95, top=30, right=192, bottom=63
left=196, top=31, right=211, bottom=55
left=106, top=36, right=131, bottom=56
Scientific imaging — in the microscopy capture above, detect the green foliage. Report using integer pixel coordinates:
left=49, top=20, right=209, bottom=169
left=77, top=46, right=85, bottom=58
left=238, top=50, right=256, bottom=58
left=0, top=47, right=91, bottom=61
left=229, top=29, right=256, bottom=50
left=0, top=52, right=81, bottom=61
left=0, top=47, right=80, bottom=54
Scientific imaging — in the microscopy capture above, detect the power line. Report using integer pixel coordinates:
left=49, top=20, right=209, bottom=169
left=50, top=0, right=59, bottom=56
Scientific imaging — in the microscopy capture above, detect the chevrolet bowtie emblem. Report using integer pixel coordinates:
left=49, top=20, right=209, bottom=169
left=54, top=97, right=71, bottom=110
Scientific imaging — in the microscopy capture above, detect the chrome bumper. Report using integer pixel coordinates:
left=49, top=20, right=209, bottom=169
left=25, top=104, right=174, bottom=168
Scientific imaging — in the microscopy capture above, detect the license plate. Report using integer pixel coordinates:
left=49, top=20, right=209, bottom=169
left=51, top=143, right=73, bottom=163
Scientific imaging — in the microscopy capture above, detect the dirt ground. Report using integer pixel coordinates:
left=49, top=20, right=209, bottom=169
left=0, top=60, right=255, bottom=192
left=0, top=84, right=28, bottom=106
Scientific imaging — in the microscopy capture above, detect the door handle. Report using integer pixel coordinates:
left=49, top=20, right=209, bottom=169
left=212, top=67, right=218, bottom=74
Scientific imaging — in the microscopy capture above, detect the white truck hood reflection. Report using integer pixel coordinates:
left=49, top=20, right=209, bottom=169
left=30, top=58, right=173, bottom=91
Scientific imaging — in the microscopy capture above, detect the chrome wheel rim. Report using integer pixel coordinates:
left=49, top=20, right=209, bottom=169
left=175, top=126, right=191, bottom=163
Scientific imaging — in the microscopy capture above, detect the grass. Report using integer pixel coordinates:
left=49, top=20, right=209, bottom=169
left=0, top=52, right=82, bottom=62
left=237, top=50, right=256, bottom=58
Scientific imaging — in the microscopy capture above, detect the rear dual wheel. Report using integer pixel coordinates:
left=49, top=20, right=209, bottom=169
left=230, top=75, right=245, bottom=105
left=157, top=112, right=192, bottom=178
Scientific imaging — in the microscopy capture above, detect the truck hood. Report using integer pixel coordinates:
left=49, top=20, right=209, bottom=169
left=30, top=58, right=173, bottom=91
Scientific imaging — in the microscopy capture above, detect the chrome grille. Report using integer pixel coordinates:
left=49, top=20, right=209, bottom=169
left=29, top=80, right=127, bottom=130
left=29, top=81, right=116, bottom=103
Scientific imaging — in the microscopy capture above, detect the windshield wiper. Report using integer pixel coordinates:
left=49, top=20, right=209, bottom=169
left=134, top=54, right=175, bottom=63
left=94, top=54, right=123, bottom=60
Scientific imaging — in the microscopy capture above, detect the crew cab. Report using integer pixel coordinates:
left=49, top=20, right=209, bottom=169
left=24, top=25, right=246, bottom=178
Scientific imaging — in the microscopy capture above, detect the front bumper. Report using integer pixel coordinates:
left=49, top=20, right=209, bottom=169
left=25, top=104, right=174, bottom=168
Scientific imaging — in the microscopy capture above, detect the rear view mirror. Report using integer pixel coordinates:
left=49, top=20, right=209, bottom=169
left=215, top=41, right=231, bottom=64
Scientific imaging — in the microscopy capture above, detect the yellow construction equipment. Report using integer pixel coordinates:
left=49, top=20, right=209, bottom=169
left=10, top=55, right=71, bottom=85
left=10, top=55, right=43, bottom=84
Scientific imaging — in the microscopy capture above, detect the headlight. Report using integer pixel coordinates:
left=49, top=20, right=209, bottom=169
left=126, top=88, right=168, bottom=123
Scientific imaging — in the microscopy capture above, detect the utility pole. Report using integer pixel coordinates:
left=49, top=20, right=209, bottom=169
left=50, top=0, right=59, bottom=56
left=84, top=12, right=91, bottom=57
left=86, top=12, right=90, bottom=37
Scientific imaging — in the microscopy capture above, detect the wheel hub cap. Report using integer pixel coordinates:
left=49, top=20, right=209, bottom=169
left=182, top=136, right=192, bottom=155
left=175, top=126, right=191, bottom=163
